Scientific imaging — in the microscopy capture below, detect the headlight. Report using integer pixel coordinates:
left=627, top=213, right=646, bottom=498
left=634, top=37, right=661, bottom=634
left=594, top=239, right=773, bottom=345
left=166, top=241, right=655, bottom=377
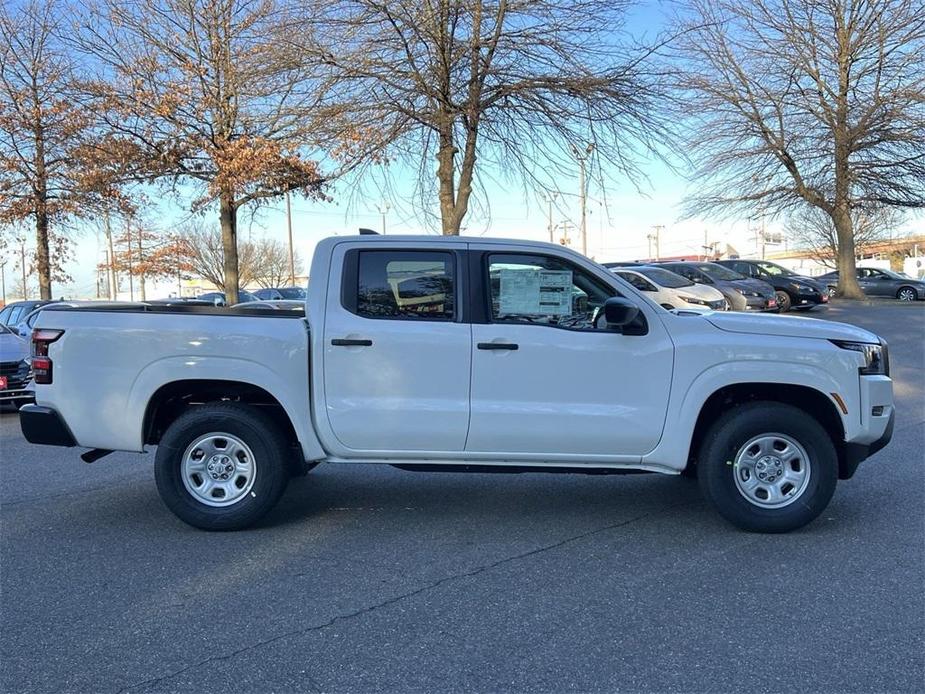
left=831, top=340, right=889, bottom=375
left=681, top=296, right=707, bottom=306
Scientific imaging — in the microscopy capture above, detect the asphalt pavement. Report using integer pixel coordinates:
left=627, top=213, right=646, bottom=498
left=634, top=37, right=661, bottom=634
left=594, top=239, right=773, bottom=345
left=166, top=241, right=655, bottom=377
left=1, top=301, right=923, bottom=693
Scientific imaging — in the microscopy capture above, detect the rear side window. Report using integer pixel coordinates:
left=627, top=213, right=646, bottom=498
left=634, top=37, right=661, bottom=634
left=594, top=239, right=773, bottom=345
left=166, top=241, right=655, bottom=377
left=351, top=250, right=455, bottom=320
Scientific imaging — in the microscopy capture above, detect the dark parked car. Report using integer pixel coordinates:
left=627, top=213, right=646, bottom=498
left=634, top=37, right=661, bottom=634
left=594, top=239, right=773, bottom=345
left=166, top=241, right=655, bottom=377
left=0, top=322, right=32, bottom=409
left=197, top=290, right=259, bottom=306
left=658, top=261, right=778, bottom=312
left=715, top=259, right=829, bottom=312
left=14, top=302, right=81, bottom=338
left=818, top=267, right=925, bottom=302
left=0, top=300, right=54, bottom=328
left=252, top=287, right=306, bottom=300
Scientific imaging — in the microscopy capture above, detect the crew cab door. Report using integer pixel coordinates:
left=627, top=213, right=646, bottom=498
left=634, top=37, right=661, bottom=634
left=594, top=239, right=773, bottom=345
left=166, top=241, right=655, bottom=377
left=466, top=250, right=674, bottom=458
left=321, top=245, right=471, bottom=453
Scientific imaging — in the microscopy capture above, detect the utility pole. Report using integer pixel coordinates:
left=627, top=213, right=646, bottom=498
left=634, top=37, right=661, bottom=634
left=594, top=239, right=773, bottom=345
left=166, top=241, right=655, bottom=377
left=286, top=192, right=296, bottom=285
left=648, top=225, right=663, bottom=261
left=136, top=227, right=146, bottom=301
left=19, top=240, right=27, bottom=299
left=546, top=192, right=558, bottom=243
left=176, top=239, right=183, bottom=298
left=377, top=201, right=391, bottom=235
left=104, top=211, right=117, bottom=300
left=572, top=143, right=594, bottom=256
left=0, top=259, right=6, bottom=305
left=124, top=221, right=134, bottom=301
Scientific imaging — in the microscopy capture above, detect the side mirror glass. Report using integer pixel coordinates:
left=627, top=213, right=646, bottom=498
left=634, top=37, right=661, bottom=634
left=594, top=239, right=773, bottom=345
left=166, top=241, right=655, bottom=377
left=602, top=297, right=640, bottom=327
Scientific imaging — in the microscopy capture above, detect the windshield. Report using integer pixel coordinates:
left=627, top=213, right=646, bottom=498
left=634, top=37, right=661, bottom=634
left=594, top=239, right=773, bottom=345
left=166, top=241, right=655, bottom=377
left=637, top=267, right=694, bottom=288
left=277, top=287, right=306, bottom=299
left=756, top=261, right=795, bottom=277
left=697, top=263, right=744, bottom=281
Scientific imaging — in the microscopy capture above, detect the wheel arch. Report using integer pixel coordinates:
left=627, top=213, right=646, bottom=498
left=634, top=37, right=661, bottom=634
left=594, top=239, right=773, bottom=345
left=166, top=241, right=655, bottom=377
left=686, top=382, right=853, bottom=478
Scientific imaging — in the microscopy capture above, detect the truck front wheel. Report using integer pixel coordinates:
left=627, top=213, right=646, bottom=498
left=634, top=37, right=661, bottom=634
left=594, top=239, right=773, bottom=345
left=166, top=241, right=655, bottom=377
left=697, top=402, right=837, bottom=533
left=154, top=403, right=291, bottom=530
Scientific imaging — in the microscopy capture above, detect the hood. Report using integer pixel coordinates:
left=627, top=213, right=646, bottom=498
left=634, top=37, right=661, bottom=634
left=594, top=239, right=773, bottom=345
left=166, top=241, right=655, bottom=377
left=706, top=311, right=879, bottom=342
left=0, top=332, right=29, bottom=363
left=675, top=283, right=725, bottom=302
left=732, top=278, right=775, bottom=297
left=788, top=275, right=827, bottom=291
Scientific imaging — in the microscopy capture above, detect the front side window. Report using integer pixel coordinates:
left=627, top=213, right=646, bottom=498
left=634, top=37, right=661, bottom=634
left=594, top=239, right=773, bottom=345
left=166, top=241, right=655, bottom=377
left=756, top=261, right=795, bottom=277
left=488, top=254, right=614, bottom=330
left=356, top=251, right=455, bottom=320
left=617, top=271, right=656, bottom=292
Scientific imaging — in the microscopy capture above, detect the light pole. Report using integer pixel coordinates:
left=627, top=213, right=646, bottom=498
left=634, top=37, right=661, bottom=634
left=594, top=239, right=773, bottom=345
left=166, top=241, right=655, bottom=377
left=0, top=259, right=6, bottom=305
left=571, top=143, right=595, bottom=256
left=546, top=191, right=558, bottom=243
left=648, top=225, right=663, bottom=261
left=286, top=192, right=296, bottom=285
left=377, top=201, right=391, bottom=235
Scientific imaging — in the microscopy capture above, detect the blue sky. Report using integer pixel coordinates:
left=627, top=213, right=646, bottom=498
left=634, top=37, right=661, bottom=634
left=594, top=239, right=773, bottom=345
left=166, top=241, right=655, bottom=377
left=56, top=0, right=920, bottom=298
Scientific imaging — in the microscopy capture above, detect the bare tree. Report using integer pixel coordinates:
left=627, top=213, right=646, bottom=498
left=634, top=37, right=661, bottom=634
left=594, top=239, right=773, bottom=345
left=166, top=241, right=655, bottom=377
left=179, top=223, right=262, bottom=292
left=251, top=237, right=302, bottom=288
left=788, top=206, right=904, bottom=268
left=672, top=0, right=925, bottom=298
left=76, top=0, right=329, bottom=303
left=301, top=0, right=673, bottom=236
left=0, top=0, right=118, bottom=299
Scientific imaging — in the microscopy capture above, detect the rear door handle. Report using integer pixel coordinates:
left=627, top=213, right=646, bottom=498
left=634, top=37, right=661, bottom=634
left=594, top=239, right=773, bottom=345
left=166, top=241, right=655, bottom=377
left=477, top=342, right=518, bottom=351
left=331, top=338, right=373, bottom=347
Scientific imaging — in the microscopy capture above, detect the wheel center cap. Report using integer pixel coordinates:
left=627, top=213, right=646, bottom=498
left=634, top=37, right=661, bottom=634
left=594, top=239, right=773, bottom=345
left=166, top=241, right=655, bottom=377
left=755, top=455, right=784, bottom=483
left=206, top=455, right=234, bottom=480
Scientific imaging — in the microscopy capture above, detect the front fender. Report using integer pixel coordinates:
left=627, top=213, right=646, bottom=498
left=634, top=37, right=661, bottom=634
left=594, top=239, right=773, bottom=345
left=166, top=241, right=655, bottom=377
left=642, top=360, right=853, bottom=470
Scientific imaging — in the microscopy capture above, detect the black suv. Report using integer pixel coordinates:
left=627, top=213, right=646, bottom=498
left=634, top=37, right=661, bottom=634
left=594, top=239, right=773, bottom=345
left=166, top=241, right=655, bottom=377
left=715, top=260, right=829, bottom=312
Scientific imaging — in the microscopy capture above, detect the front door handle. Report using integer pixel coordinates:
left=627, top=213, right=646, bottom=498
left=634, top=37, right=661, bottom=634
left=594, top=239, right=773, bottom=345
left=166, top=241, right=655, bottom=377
left=331, top=338, right=373, bottom=347
left=477, top=342, right=518, bottom=351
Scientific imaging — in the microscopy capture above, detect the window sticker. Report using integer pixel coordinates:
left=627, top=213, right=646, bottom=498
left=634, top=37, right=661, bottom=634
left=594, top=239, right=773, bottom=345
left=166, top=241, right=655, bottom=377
left=499, top=268, right=573, bottom=316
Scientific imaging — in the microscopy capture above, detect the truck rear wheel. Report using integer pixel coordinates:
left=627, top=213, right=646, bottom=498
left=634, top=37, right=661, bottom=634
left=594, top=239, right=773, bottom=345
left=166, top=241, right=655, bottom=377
left=154, top=402, right=291, bottom=530
left=697, top=402, right=837, bottom=533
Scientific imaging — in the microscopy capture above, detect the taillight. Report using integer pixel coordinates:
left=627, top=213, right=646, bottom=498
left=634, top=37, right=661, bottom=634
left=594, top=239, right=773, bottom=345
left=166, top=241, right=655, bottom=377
left=32, top=329, right=63, bottom=384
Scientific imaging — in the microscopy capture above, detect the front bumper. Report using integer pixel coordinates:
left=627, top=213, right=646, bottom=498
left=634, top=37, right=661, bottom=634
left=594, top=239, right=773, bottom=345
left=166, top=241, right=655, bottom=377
left=19, top=405, right=77, bottom=447
left=842, top=410, right=894, bottom=479
left=793, top=289, right=829, bottom=307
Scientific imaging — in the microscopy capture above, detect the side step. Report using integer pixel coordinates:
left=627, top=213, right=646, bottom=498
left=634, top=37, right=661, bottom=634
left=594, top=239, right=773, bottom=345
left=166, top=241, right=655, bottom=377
left=390, top=464, right=652, bottom=476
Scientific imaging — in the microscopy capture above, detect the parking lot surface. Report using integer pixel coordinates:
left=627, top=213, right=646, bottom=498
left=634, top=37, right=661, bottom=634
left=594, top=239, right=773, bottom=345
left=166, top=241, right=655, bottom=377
left=2, top=301, right=923, bottom=693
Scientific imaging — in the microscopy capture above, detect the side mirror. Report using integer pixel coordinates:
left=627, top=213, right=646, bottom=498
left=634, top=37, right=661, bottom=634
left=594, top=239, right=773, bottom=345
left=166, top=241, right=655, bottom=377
left=17, top=323, right=28, bottom=338
left=602, top=297, right=640, bottom=327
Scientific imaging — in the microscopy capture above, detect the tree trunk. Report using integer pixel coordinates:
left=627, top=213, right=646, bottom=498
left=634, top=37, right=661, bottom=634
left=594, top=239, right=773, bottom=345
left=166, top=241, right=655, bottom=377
left=436, top=128, right=459, bottom=235
left=219, top=192, right=240, bottom=304
left=35, top=203, right=52, bottom=300
left=436, top=125, right=477, bottom=236
left=832, top=204, right=864, bottom=299
left=831, top=16, right=864, bottom=301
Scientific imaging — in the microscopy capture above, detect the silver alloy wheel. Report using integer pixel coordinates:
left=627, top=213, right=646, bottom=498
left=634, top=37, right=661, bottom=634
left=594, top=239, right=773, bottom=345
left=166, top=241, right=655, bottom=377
left=733, top=433, right=811, bottom=509
left=181, top=433, right=256, bottom=507
left=898, top=288, right=916, bottom=302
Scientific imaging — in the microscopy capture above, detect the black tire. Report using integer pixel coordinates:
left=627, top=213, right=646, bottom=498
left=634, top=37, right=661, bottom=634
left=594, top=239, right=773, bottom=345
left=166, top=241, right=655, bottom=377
left=154, top=402, right=291, bottom=530
left=697, top=402, right=837, bottom=533
left=896, top=286, right=918, bottom=302
left=775, top=291, right=792, bottom=312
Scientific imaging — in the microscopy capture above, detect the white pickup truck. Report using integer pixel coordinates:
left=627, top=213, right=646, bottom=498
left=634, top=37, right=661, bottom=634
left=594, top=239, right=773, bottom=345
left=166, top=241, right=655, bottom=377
left=20, top=235, right=894, bottom=532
